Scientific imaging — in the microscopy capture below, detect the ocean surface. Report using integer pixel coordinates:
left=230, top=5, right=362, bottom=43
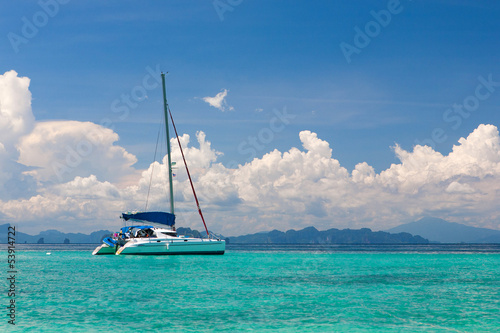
left=2, top=244, right=499, bottom=332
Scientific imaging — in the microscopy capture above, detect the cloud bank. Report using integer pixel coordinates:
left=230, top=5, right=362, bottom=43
left=1, top=70, right=499, bottom=235
left=18, top=120, right=137, bottom=184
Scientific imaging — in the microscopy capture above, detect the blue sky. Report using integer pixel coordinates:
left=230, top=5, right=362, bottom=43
left=1, top=1, right=500, bottom=235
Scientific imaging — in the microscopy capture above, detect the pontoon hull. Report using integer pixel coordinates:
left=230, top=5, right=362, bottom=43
left=92, top=244, right=116, bottom=255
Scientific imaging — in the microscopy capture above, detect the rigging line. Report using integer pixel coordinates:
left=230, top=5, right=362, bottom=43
left=145, top=123, right=163, bottom=211
left=167, top=106, right=211, bottom=239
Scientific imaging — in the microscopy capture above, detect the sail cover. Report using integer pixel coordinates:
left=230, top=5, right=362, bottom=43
left=121, top=211, right=175, bottom=226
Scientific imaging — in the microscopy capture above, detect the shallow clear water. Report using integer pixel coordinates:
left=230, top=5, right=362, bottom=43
left=2, top=244, right=500, bottom=332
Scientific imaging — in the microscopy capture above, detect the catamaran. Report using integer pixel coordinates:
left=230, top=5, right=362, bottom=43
left=92, top=74, right=225, bottom=255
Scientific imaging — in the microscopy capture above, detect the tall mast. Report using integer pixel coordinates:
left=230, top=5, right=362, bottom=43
left=161, top=73, right=175, bottom=215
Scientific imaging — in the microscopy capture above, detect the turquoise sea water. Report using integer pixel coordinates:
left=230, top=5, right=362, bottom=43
left=2, top=244, right=500, bottom=332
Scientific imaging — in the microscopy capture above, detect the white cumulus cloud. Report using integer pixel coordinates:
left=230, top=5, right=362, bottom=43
left=0, top=70, right=35, bottom=152
left=17, top=120, right=137, bottom=184
left=0, top=70, right=37, bottom=200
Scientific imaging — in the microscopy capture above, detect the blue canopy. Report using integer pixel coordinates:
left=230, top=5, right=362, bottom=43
left=120, top=225, right=154, bottom=234
left=103, top=237, right=117, bottom=247
left=121, top=211, right=176, bottom=226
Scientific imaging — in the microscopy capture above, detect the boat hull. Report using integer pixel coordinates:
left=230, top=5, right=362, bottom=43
left=92, top=244, right=116, bottom=255
left=116, top=238, right=225, bottom=255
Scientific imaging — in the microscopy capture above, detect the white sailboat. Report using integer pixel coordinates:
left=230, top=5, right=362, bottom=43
left=92, top=73, right=225, bottom=255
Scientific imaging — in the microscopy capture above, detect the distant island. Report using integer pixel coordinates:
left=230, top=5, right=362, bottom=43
left=2, top=217, right=499, bottom=244
left=225, top=226, right=428, bottom=244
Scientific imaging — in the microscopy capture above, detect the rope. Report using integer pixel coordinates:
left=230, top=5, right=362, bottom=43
left=167, top=106, right=211, bottom=239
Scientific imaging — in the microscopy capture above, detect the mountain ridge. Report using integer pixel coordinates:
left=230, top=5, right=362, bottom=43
left=387, top=217, right=500, bottom=243
left=226, top=226, right=429, bottom=244
left=0, top=224, right=113, bottom=244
